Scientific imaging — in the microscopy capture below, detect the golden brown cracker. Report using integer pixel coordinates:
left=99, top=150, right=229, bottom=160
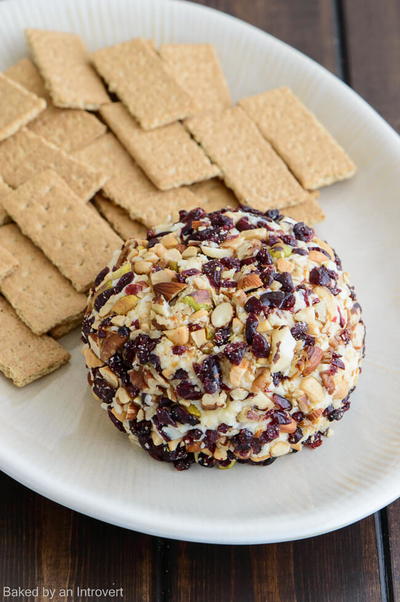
left=1, top=170, right=123, bottom=292
left=186, top=106, right=309, bottom=211
left=100, top=102, right=219, bottom=190
left=0, top=224, right=87, bottom=335
left=4, top=57, right=48, bottom=99
left=0, top=73, right=46, bottom=142
left=29, top=107, right=106, bottom=153
left=92, top=38, right=195, bottom=129
left=25, top=29, right=109, bottom=110
left=0, top=128, right=107, bottom=202
left=0, top=177, right=11, bottom=226
left=0, top=295, right=70, bottom=387
left=239, top=87, right=356, bottom=189
left=281, top=192, right=325, bottom=226
left=160, top=43, right=231, bottom=112
left=134, top=188, right=202, bottom=228
left=190, top=177, right=239, bottom=212
left=93, top=193, right=147, bottom=241
left=0, top=246, right=19, bottom=280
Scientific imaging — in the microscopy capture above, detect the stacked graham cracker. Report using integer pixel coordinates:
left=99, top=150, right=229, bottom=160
left=0, top=30, right=356, bottom=387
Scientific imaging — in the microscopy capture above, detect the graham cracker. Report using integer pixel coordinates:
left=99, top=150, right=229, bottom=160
left=29, top=108, right=106, bottom=153
left=93, top=193, right=147, bottom=241
left=92, top=38, right=195, bottom=129
left=25, top=29, right=109, bottom=110
left=50, top=316, right=84, bottom=339
left=0, top=73, right=46, bottom=142
left=100, top=102, right=219, bottom=190
left=0, top=177, right=12, bottom=226
left=160, top=43, right=231, bottom=112
left=4, top=57, right=48, bottom=99
left=0, top=128, right=107, bottom=203
left=190, top=177, right=239, bottom=212
left=0, top=295, right=70, bottom=387
left=1, top=170, right=123, bottom=292
left=134, top=188, right=203, bottom=229
left=0, top=224, right=87, bottom=335
left=0, top=246, right=19, bottom=281
left=281, top=192, right=325, bottom=226
left=239, top=87, right=356, bottom=190
left=74, top=132, right=155, bottom=207
left=186, top=106, right=309, bottom=211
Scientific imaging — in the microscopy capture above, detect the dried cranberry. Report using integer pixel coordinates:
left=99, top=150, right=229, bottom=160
left=244, top=296, right=263, bottom=314
left=197, top=453, right=216, bottom=468
left=195, top=356, right=222, bottom=394
left=260, top=268, right=275, bottom=287
left=107, top=409, right=125, bottom=432
left=174, top=456, right=195, bottom=471
left=126, top=282, right=145, bottom=295
left=221, top=256, right=241, bottom=271
left=93, top=377, right=115, bottom=404
left=292, top=247, right=307, bottom=256
left=236, top=217, right=255, bottom=231
left=156, top=406, right=176, bottom=426
left=309, top=266, right=331, bottom=286
left=173, top=368, right=188, bottom=380
left=281, top=234, right=297, bottom=246
left=273, top=394, right=292, bottom=410
left=210, top=212, right=234, bottom=230
left=147, top=237, right=159, bottom=248
left=224, top=342, right=246, bottom=365
left=260, top=290, right=285, bottom=308
left=331, top=354, right=345, bottom=370
left=292, top=411, right=305, bottom=423
left=217, top=423, right=230, bottom=433
left=293, top=221, right=314, bottom=242
left=214, top=326, right=231, bottom=346
left=188, top=323, right=202, bottom=332
left=270, top=409, right=291, bottom=425
left=232, top=428, right=253, bottom=454
left=274, top=272, right=294, bottom=292
left=81, top=315, right=94, bottom=343
left=172, top=345, right=187, bottom=355
left=94, top=288, right=114, bottom=311
left=256, top=247, right=273, bottom=265
left=95, top=266, right=109, bottom=287
left=148, top=353, right=161, bottom=372
left=202, top=260, right=223, bottom=289
left=176, top=381, right=202, bottom=400
left=260, top=424, right=279, bottom=442
left=171, top=404, right=200, bottom=426
left=245, top=313, right=259, bottom=344
left=265, top=209, right=281, bottom=221
left=252, top=333, right=270, bottom=358
left=118, top=326, right=130, bottom=338
left=272, top=372, right=284, bottom=386
left=305, top=432, right=323, bottom=448
left=133, top=334, right=158, bottom=364
left=114, top=271, right=134, bottom=293
left=291, top=322, right=308, bottom=340
left=220, top=279, right=237, bottom=289
left=177, top=268, right=201, bottom=282
left=288, top=427, right=303, bottom=444
left=184, top=428, right=203, bottom=443
left=281, top=294, right=296, bottom=310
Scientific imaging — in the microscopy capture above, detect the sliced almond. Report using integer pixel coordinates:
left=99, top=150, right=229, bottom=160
left=238, top=273, right=263, bottom=290
left=240, top=228, right=267, bottom=240
left=111, top=406, right=127, bottom=422
left=309, top=250, right=329, bottom=264
left=189, top=309, right=209, bottom=322
left=232, top=317, right=244, bottom=334
left=165, top=326, right=189, bottom=345
left=221, top=235, right=242, bottom=249
left=211, top=302, right=233, bottom=327
left=154, top=281, right=187, bottom=301
left=201, top=391, right=227, bottom=410
left=280, top=419, right=297, bottom=434
left=112, top=295, right=138, bottom=314
left=200, top=245, right=233, bottom=258
left=83, top=346, right=104, bottom=368
left=182, top=246, right=198, bottom=259
left=251, top=368, right=271, bottom=393
left=99, top=366, right=119, bottom=388
left=116, top=387, right=131, bottom=405
left=270, top=440, right=291, bottom=457
left=276, top=257, right=293, bottom=273
left=314, top=238, right=334, bottom=260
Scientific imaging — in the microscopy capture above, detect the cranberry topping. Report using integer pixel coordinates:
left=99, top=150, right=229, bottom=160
left=252, top=333, right=270, bottom=358
left=273, top=393, right=292, bottom=410
left=245, top=313, right=259, bottom=344
left=224, top=342, right=247, bottom=365
left=293, top=222, right=314, bottom=242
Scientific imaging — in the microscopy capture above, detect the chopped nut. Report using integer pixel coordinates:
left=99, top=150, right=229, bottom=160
left=211, top=302, right=233, bottom=327
left=229, top=358, right=249, bottom=387
left=150, top=268, right=176, bottom=285
left=191, top=328, right=207, bottom=347
left=100, top=332, right=126, bottom=361
left=221, top=235, right=242, bottom=249
left=240, top=228, right=267, bottom=240
left=251, top=368, right=271, bottom=393
left=189, top=309, right=209, bottom=323
left=83, top=346, right=103, bottom=368
left=252, top=391, right=273, bottom=409
left=309, top=250, right=329, bottom=264
left=182, top=246, right=198, bottom=259
left=321, top=372, right=335, bottom=394
left=99, top=366, right=119, bottom=388
left=314, top=238, right=334, bottom=260
left=165, top=326, right=189, bottom=345
left=302, top=345, right=324, bottom=376
left=88, top=334, right=101, bottom=358
left=333, top=376, right=349, bottom=400
left=257, top=319, right=272, bottom=333
left=276, top=257, right=293, bottom=273
left=116, top=387, right=131, bottom=405
left=280, top=419, right=297, bottom=433
left=232, top=317, right=244, bottom=334
left=164, top=248, right=182, bottom=263
left=154, top=281, right=187, bottom=301
left=238, top=273, right=263, bottom=290
left=201, top=391, right=227, bottom=410
left=307, top=409, right=323, bottom=422
left=270, top=441, right=291, bottom=457
left=111, top=406, right=127, bottom=422
left=126, top=403, right=139, bottom=420
left=134, top=260, right=152, bottom=274
left=270, top=326, right=296, bottom=373
left=112, top=295, right=138, bottom=314
left=300, top=376, right=324, bottom=405
left=160, top=233, right=179, bottom=248
left=230, top=388, right=249, bottom=401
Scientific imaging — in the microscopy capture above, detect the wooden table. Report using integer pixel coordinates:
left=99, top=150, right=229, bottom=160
left=2, top=1, right=399, bottom=600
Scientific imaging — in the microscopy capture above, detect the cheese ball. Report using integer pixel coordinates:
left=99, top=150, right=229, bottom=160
left=82, top=206, right=365, bottom=470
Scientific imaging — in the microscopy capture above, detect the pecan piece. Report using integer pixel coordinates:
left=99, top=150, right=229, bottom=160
left=302, top=345, right=324, bottom=376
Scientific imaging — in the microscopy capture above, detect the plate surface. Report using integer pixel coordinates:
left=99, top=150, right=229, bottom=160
left=0, top=0, right=399, bottom=545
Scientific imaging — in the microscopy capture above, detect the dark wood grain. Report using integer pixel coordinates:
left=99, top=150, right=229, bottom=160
left=0, top=472, right=157, bottom=602
left=191, top=0, right=339, bottom=75
left=342, top=0, right=400, bottom=131
left=387, top=502, right=400, bottom=601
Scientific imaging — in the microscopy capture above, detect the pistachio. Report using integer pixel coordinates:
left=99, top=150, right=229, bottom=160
left=211, top=302, right=233, bottom=327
